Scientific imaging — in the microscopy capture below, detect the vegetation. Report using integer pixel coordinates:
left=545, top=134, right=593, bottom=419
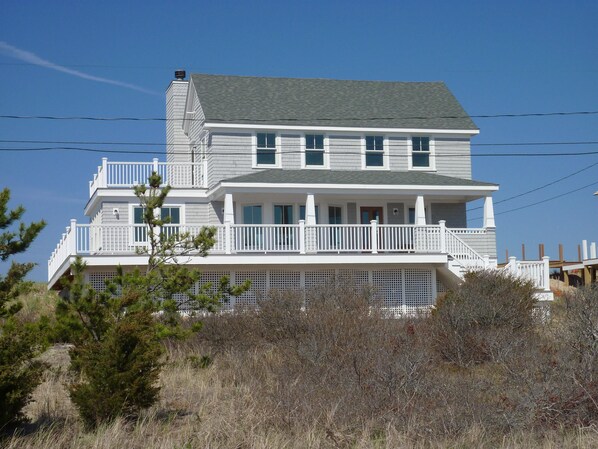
left=0, top=188, right=46, bottom=430
left=54, top=173, right=248, bottom=428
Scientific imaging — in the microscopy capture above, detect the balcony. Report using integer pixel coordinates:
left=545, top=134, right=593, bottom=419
left=48, top=220, right=503, bottom=284
left=89, top=158, right=205, bottom=197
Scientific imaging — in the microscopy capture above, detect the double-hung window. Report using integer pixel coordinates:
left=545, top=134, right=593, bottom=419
left=256, top=132, right=277, bottom=166
left=411, top=136, right=431, bottom=168
left=305, top=134, right=325, bottom=167
left=365, top=135, right=384, bottom=167
left=133, top=206, right=147, bottom=244
left=160, top=206, right=181, bottom=239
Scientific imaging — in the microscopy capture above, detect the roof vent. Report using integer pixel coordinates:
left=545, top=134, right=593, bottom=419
left=174, top=70, right=186, bottom=80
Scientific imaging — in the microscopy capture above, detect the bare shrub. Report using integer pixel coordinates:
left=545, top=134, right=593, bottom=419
left=429, top=270, right=537, bottom=366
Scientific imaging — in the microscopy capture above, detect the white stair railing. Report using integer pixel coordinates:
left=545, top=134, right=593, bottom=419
left=442, top=222, right=487, bottom=269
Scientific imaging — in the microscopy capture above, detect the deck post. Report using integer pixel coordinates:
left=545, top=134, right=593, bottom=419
left=152, top=157, right=159, bottom=174
left=483, top=255, right=490, bottom=269
left=299, top=220, right=306, bottom=254
left=439, top=220, right=446, bottom=253
left=483, top=195, right=496, bottom=228
left=305, top=194, right=316, bottom=253
left=370, top=220, right=378, bottom=254
left=101, top=158, right=108, bottom=187
left=542, top=256, right=550, bottom=291
left=582, top=240, right=588, bottom=260
left=224, top=223, right=231, bottom=255
left=591, top=242, right=597, bottom=259
left=69, top=219, right=77, bottom=255
left=509, top=256, right=518, bottom=276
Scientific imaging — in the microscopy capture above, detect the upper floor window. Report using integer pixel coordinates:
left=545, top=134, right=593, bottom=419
left=411, top=136, right=431, bottom=168
left=256, top=132, right=277, bottom=166
left=365, top=135, right=384, bottom=168
left=304, top=134, right=325, bottom=167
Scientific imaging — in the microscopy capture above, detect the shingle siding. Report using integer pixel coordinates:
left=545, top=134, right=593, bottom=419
left=281, top=134, right=301, bottom=169
left=186, top=203, right=209, bottom=224
left=431, top=203, right=467, bottom=228
left=434, top=137, right=471, bottom=179
left=329, top=135, right=361, bottom=170
left=166, top=81, right=191, bottom=164
left=389, top=137, right=409, bottom=171
left=457, top=229, right=497, bottom=259
left=207, top=132, right=253, bottom=188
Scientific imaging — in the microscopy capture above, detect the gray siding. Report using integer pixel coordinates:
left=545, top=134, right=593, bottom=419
left=210, top=201, right=224, bottom=225
left=457, top=229, right=497, bottom=259
left=389, top=137, right=409, bottom=171
left=186, top=203, right=209, bottom=224
left=347, top=202, right=357, bottom=224
left=387, top=202, right=405, bottom=224
left=329, top=135, right=361, bottom=170
left=431, top=203, right=466, bottom=228
left=207, top=132, right=253, bottom=187
left=281, top=134, right=301, bottom=169
left=166, top=81, right=192, bottom=163
left=100, top=202, right=129, bottom=225
left=434, top=137, right=471, bottom=179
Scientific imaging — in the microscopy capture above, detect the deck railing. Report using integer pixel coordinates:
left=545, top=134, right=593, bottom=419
left=89, top=158, right=205, bottom=196
left=49, top=220, right=496, bottom=282
left=502, top=256, right=551, bottom=292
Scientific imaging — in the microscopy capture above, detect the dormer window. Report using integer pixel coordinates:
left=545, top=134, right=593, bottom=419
left=256, top=132, right=277, bottom=166
left=411, top=136, right=431, bottom=168
left=365, top=135, right=385, bottom=168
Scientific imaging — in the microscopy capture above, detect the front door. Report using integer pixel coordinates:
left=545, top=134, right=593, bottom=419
left=360, top=206, right=383, bottom=224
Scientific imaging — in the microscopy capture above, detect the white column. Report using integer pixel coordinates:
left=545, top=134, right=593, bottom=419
left=305, top=194, right=316, bottom=225
left=591, top=242, right=597, bottom=259
left=542, top=256, right=550, bottom=291
left=415, top=195, right=426, bottom=225
left=101, top=157, right=108, bottom=187
left=224, top=193, right=235, bottom=224
left=370, top=220, right=378, bottom=254
left=69, top=219, right=77, bottom=255
left=582, top=240, right=588, bottom=260
left=483, top=195, right=496, bottom=229
left=439, top=220, right=446, bottom=253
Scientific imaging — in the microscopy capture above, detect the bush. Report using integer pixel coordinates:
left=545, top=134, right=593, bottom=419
left=430, top=270, right=537, bottom=366
left=68, top=311, right=162, bottom=429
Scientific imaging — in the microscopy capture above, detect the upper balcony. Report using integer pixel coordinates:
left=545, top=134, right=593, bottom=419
left=89, top=158, right=206, bottom=197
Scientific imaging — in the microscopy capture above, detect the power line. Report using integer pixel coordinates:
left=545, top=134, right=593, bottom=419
left=1, top=110, right=598, bottom=122
left=2, top=138, right=598, bottom=148
left=468, top=161, right=598, bottom=211
left=469, top=180, right=598, bottom=220
left=3, top=145, right=598, bottom=158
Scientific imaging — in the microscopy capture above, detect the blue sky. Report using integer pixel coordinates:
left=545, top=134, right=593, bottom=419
left=1, top=0, right=597, bottom=281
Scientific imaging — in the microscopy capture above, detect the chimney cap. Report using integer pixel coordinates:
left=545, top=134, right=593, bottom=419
left=174, top=70, right=186, bottom=80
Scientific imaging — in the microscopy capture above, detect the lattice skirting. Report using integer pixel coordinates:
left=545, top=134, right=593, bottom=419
left=86, top=268, right=448, bottom=313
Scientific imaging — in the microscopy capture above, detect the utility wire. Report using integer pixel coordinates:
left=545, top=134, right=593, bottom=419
left=1, top=110, right=598, bottom=122
left=468, top=161, right=598, bottom=211
left=2, top=145, right=598, bottom=158
left=2, top=138, right=598, bottom=148
left=469, top=180, right=598, bottom=220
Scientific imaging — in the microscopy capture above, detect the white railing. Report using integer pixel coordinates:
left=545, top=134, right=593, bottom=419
left=503, top=256, right=551, bottom=291
left=46, top=221, right=500, bottom=287
left=89, top=158, right=205, bottom=196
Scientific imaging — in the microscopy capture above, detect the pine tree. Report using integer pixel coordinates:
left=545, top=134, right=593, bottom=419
left=0, top=188, right=46, bottom=428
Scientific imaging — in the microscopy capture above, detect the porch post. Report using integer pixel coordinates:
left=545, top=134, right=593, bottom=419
left=101, top=157, right=108, bottom=187
left=542, top=256, right=550, bottom=291
left=69, top=219, right=77, bottom=255
left=224, top=193, right=235, bottom=224
left=305, top=194, right=316, bottom=225
left=483, top=195, right=496, bottom=229
left=305, top=194, right=316, bottom=253
left=415, top=195, right=426, bottom=225
left=439, top=220, right=446, bottom=253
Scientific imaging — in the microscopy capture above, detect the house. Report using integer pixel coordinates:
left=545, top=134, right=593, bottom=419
left=48, top=72, right=553, bottom=310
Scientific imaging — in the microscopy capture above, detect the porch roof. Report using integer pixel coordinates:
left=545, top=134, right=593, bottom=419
left=222, top=169, right=497, bottom=187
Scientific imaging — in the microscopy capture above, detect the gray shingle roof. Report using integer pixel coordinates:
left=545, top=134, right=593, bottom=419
left=191, top=74, right=478, bottom=130
left=222, top=170, right=496, bottom=187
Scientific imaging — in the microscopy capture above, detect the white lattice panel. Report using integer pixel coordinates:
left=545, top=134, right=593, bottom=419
left=235, top=271, right=267, bottom=308
left=404, top=269, right=433, bottom=308
left=88, top=272, right=118, bottom=291
left=304, top=270, right=335, bottom=292
left=372, top=269, right=403, bottom=308
left=436, top=278, right=448, bottom=295
left=198, top=271, right=231, bottom=310
left=269, top=270, right=301, bottom=292
left=338, top=269, right=370, bottom=288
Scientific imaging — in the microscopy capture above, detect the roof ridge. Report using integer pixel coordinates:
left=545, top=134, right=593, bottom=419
left=190, top=73, right=446, bottom=85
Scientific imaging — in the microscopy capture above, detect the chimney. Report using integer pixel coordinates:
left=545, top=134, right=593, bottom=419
left=166, top=70, right=190, bottom=163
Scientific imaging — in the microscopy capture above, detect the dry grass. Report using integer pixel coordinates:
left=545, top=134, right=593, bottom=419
left=4, top=280, right=598, bottom=448
left=2, top=343, right=597, bottom=448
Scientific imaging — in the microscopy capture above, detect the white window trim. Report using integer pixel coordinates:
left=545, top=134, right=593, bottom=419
left=129, top=204, right=185, bottom=245
left=361, top=135, right=389, bottom=170
left=408, top=136, right=436, bottom=171
left=252, top=132, right=281, bottom=168
left=301, top=134, right=330, bottom=169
